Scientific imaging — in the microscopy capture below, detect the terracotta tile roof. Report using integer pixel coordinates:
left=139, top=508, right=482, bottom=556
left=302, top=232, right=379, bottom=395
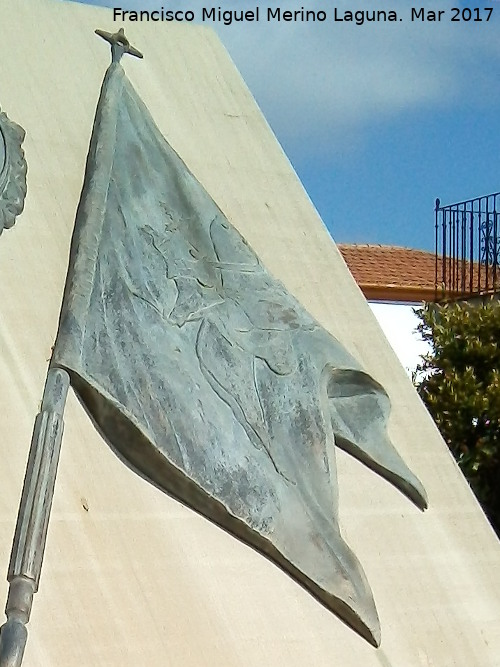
left=338, top=244, right=435, bottom=296
left=338, top=243, right=498, bottom=302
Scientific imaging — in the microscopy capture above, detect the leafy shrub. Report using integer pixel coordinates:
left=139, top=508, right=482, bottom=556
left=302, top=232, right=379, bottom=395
left=415, top=300, right=500, bottom=534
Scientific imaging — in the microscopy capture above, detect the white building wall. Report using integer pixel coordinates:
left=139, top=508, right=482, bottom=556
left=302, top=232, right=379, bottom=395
left=369, top=302, right=431, bottom=377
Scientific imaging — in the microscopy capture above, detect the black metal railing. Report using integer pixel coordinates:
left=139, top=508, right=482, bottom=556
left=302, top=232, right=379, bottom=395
left=435, top=192, right=500, bottom=300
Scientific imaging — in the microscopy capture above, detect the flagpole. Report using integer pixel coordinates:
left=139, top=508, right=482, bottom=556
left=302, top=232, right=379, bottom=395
left=0, top=367, right=70, bottom=667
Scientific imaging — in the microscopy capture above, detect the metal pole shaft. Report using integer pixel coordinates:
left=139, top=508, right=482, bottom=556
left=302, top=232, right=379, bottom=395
left=0, top=367, right=70, bottom=667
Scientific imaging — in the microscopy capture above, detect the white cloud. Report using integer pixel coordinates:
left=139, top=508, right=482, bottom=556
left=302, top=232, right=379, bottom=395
left=72, top=0, right=500, bottom=155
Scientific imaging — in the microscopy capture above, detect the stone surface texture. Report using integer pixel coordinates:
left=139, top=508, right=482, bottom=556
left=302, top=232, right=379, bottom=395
left=1, top=1, right=500, bottom=666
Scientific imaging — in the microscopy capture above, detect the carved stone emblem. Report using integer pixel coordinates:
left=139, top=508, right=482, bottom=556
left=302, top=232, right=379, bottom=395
left=0, top=108, right=27, bottom=235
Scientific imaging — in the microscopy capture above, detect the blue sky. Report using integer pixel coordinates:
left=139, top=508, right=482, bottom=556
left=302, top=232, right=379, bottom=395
left=70, top=0, right=500, bottom=250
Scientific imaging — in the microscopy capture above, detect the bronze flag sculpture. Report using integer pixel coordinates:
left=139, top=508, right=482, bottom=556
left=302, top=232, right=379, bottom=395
left=0, top=30, right=426, bottom=666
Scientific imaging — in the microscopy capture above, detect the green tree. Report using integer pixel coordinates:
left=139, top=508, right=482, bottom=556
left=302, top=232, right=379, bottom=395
left=415, top=300, right=500, bottom=535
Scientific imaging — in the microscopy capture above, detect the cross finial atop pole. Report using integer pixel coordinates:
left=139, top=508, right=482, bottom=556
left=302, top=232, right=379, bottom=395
left=95, top=28, right=143, bottom=63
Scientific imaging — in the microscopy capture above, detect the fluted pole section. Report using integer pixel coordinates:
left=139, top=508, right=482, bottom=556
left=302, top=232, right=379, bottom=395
left=0, top=367, right=70, bottom=667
